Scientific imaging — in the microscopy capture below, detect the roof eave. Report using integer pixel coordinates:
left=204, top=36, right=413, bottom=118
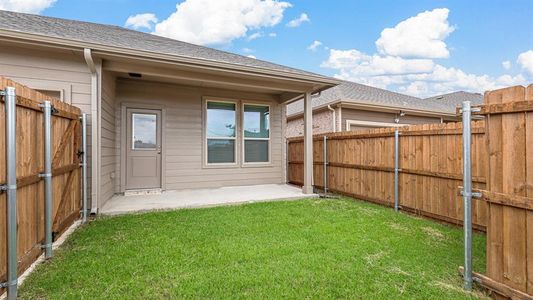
left=0, top=29, right=341, bottom=88
left=287, top=100, right=458, bottom=119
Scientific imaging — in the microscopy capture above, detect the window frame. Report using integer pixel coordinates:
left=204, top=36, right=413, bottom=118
left=35, top=88, right=64, bottom=101
left=131, top=112, right=158, bottom=150
left=241, top=102, right=271, bottom=165
left=204, top=98, right=239, bottom=167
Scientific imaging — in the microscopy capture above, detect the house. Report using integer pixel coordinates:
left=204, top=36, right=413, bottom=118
left=286, top=80, right=483, bottom=137
left=0, top=10, right=338, bottom=212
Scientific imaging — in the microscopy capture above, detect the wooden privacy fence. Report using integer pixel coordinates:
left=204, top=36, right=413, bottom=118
left=288, top=121, right=489, bottom=230
left=0, top=77, right=82, bottom=294
left=466, top=85, right=533, bottom=298
left=288, top=83, right=533, bottom=298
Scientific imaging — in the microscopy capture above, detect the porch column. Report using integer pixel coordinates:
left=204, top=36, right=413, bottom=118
left=302, top=91, right=314, bottom=194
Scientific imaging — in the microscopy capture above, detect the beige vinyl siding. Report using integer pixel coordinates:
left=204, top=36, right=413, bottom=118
left=100, top=71, right=117, bottom=205
left=0, top=43, right=94, bottom=198
left=341, top=108, right=441, bottom=130
left=115, top=79, right=284, bottom=190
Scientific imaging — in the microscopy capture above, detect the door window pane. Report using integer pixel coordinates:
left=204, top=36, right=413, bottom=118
left=244, top=104, right=269, bottom=138
left=132, top=113, right=157, bottom=149
left=244, top=140, right=268, bottom=163
left=207, top=102, right=236, bottom=137
left=207, top=139, right=235, bottom=163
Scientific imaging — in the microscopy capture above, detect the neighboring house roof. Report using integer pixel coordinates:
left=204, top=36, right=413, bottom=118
left=0, top=10, right=335, bottom=83
left=422, top=91, right=484, bottom=108
left=287, top=80, right=484, bottom=117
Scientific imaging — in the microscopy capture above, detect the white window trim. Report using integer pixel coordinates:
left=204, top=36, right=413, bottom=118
left=204, top=99, right=239, bottom=167
left=242, top=102, right=271, bottom=165
left=35, top=88, right=65, bottom=102
left=346, top=119, right=408, bottom=131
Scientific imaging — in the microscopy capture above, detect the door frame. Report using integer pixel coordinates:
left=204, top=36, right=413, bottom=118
left=120, top=103, right=166, bottom=193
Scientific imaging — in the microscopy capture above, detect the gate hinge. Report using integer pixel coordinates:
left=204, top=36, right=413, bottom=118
left=0, top=279, right=17, bottom=288
left=40, top=243, right=53, bottom=249
left=459, top=190, right=482, bottom=198
left=458, top=107, right=482, bottom=115
left=38, top=103, right=59, bottom=115
left=0, top=184, right=16, bottom=193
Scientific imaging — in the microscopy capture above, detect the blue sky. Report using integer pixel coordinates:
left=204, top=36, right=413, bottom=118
left=4, top=0, right=532, bottom=97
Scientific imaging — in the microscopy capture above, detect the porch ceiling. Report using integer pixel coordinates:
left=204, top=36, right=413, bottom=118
left=103, top=57, right=327, bottom=103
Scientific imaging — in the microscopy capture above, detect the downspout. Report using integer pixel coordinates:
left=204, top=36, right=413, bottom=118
left=84, top=48, right=99, bottom=214
left=327, top=105, right=336, bottom=133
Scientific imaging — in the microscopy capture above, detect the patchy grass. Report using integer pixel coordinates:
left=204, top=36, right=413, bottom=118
left=19, top=198, right=487, bottom=299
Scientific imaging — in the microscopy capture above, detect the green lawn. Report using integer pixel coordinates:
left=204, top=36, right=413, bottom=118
left=19, top=198, right=487, bottom=299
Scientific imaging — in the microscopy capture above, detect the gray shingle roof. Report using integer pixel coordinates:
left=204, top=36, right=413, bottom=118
left=0, top=10, right=331, bottom=80
left=423, top=91, right=484, bottom=108
left=287, top=80, right=484, bottom=116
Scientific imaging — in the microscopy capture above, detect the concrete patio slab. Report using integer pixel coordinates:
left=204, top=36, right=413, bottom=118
left=100, top=184, right=316, bottom=215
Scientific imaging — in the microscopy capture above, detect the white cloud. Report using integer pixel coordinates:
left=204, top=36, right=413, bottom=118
left=396, top=69, right=527, bottom=97
left=125, top=13, right=158, bottom=30
left=268, top=32, right=277, bottom=37
left=0, top=0, right=55, bottom=13
left=247, top=55, right=257, bottom=59
left=321, top=49, right=434, bottom=76
left=502, top=60, right=511, bottom=70
left=327, top=54, right=527, bottom=97
left=153, top=0, right=291, bottom=45
left=286, top=13, right=310, bottom=27
left=375, top=8, right=455, bottom=59
left=242, top=47, right=254, bottom=53
left=517, top=50, right=533, bottom=74
left=247, top=32, right=262, bottom=41
left=307, top=40, right=322, bottom=51
left=320, top=8, right=531, bottom=98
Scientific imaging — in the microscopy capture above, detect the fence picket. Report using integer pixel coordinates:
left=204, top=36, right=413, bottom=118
left=0, top=77, right=82, bottom=294
left=288, top=121, right=488, bottom=229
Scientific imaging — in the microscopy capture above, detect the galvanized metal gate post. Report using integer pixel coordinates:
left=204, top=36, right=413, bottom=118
left=461, top=100, right=473, bottom=291
left=2, top=87, right=18, bottom=300
left=323, top=136, right=328, bottom=194
left=394, top=129, right=400, bottom=212
left=81, top=113, right=88, bottom=223
left=41, top=100, right=53, bottom=259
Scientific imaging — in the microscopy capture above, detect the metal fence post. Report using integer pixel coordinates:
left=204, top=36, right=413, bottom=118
left=394, top=129, right=400, bottom=212
left=3, top=87, right=18, bottom=300
left=41, top=100, right=53, bottom=259
left=323, top=135, right=328, bottom=194
left=462, top=100, right=473, bottom=291
left=81, top=113, right=88, bottom=223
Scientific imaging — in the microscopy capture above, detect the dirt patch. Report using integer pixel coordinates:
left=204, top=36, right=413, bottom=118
left=355, top=206, right=379, bottom=216
left=110, top=231, right=128, bottom=242
left=387, top=266, right=411, bottom=276
left=364, top=251, right=387, bottom=266
left=422, top=226, right=445, bottom=240
left=388, top=222, right=408, bottom=231
left=433, top=281, right=489, bottom=299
